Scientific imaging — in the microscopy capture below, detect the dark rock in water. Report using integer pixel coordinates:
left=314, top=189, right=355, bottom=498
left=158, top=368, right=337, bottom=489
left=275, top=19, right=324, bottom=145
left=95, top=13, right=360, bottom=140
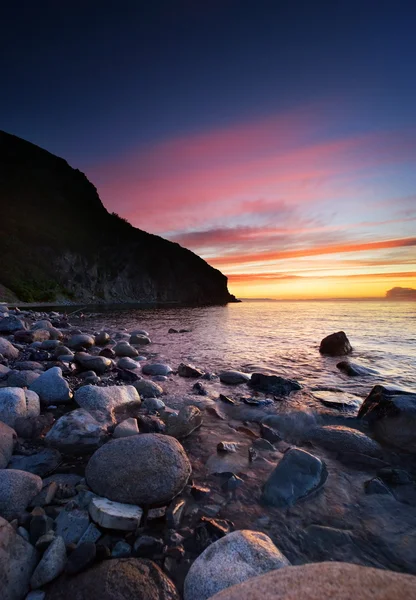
left=193, top=382, right=208, bottom=395
left=178, top=363, right=203, bottom=378
left=116, top=367, right=141, bottom=383
left=312, top=389, right=362, bottom=409
left=307, top=425, right=382, bottom=457
left=207, top=562, right=416, bottom=600
left=357, top=384, right=416, bottom=453
left=336, top=361, right=376, bottom=376
left=365, top=477, right=393, bottom=495
left=335, top=452, right=389, bottom=470
left=219, top=371, right=250, bottom=385
left=319, top=331, right=352, bottom=356
left=65, top=541, right=96, bottom=574
left=142, top=363, right=172, bottom=376
left=217, top=441, right=239, bottom=453
left=252, top=438, right=274, bottom=451
left=8, top=448, right=61, bottom=476
left=242, top=396, right=272, bottom=406
left=45, top=558, right=179, bottom=600
left=260, top=423, right=281, bottom=444
left=219, top=394, right=236, bottom=405
left=377, top=468, right=413, bottom=485
left=86, top=434, right=192, bottom=505
left=262, top=448, right=327, bottom=507
left=168, top=328, right=179, bottom=334
left=249, top=373, right=301, bottom=396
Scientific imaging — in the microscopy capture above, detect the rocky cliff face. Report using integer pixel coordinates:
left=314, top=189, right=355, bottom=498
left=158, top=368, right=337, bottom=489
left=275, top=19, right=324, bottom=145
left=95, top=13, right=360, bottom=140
left=0, top=130, right=237, bottom=304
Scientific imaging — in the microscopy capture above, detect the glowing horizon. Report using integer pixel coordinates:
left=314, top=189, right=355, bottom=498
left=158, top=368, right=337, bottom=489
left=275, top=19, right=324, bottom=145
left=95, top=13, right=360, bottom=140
left=87, top=105, right=416, bottom=300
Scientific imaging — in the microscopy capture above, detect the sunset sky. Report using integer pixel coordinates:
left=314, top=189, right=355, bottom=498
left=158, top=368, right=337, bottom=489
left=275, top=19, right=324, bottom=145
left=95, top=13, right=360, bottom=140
left=2, top=1, right=415, bottom=299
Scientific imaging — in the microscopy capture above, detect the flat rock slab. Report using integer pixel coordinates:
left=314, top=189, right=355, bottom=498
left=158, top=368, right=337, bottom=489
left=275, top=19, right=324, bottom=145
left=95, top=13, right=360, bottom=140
left=8, top=448, right=61, bottom=476
left=89, top=496, right=143, bottom=530
left=312, top=390, right=362, bottom=409
left=55, top=509, right=90, bottom=544
left=219, top=371, right=250, bottom=385
left=249, top=373, right=301, bottom=396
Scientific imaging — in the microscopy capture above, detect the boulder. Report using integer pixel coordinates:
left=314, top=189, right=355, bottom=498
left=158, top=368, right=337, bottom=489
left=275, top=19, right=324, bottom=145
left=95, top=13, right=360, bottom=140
left=133, top=379, right=163, bottom=398
left=0, top=421, right=15, bottom=469
left=7, top=369, right=40, bottom=387
left=94, top=331, right=110, bottom=346
left=142, top=398, right=165, bottom=412
left=184, top=530, right=290, bottom=600
left=8, top=448, right=62, bottom=477
left=45, top=558, right=179, bottom=600
left=117, top=357, right=139, bottom=370
left=0, top=387, right=40, bottom=428
left=0, top=515, right=38, bottom=600
left=0, top=337, right=19, bottom=360
left=307, top=425, right=382, bottom=457
left=32, top=320, right=53, bottom=330
left=129, top=334, right=151, bottom=345
left=249, top=373, right=301, bottom=395
left=45, top=409, right=106, bottom=454
left=0, top=469, right=42, bottom=519
left=113, top=417, right=140, bottom=438
left=336, top=361, right=376, bottom=376
left=74, top=352, right=111, bottom=374
left=219, top=371, right=250, bottom=385
left=165, top=405, right=202, bottom=439
left=74, top=385, right=140, bottom=422
left=319, top=331, right=352, bottom=356
left=208, top=562, right=416, bottom=600
left=141, top=363, right=172, bottom=377
left=262, top=448, right=327, bottom=507
left=131, top=329, right=150, bottom=337
left=178, top=363, right=203, bottom=378
left=86, top=434, right=191, bottom=506
left=89, top=496, right=143, bottom=530
left=0, top=315, right=27, bottom=333
left=31, top=536, right=67, bottom=589
left=113, top=342, right=139, bottom=358
left=67, top=334, right=95, bottom=350
left=357, top=384, right=416, bottom=452
left=29, top=367, right=72, bottom=405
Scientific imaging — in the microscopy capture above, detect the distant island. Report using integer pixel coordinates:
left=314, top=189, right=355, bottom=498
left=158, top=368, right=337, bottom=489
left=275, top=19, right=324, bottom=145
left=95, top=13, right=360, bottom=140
left=0, top=130, right=237, bottom=306
left=386, top=287, right=416, bottom=300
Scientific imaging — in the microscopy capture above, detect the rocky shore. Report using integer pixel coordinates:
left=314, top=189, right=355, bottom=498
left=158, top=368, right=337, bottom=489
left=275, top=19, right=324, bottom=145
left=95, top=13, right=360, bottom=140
left=0, top=303, right=415, bottom=599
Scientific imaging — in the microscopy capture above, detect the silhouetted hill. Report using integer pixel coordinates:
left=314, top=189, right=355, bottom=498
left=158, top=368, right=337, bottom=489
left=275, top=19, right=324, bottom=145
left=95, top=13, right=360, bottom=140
left=0, top=130, right=236, bottom=304
left=386, top=287, right=416, bottom=300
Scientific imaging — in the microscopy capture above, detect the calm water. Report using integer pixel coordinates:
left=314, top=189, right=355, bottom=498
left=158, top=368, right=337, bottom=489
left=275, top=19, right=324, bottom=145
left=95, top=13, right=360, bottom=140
left=89, top=300, right=415, bottom=398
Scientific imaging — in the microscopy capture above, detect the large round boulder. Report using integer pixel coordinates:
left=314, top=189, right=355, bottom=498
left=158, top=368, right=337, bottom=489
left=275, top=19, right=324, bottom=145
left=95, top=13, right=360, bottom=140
left=29, top=366, right=72, bottom=405
left=0, top=387, right=40, bottom=428
left=86, top=434, right=191, bottom=506
left=209, top=562, right=416, bottom=600
left=319, top=331, right=352, bottom=356
left=45, top=558, right=179, bottom=600
left=184, top=530, right=290, bottom=600
left=307, top=425, right=382, bottom=457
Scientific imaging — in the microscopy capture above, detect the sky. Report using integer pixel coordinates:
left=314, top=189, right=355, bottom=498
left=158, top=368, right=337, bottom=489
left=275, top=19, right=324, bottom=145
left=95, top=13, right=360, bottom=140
left=1, top=1, right=415, bottom=299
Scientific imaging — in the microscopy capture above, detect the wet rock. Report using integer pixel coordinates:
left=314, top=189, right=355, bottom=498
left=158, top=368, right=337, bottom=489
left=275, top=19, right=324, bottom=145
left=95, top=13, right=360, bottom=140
left=7, top=369, right=40, bottom=387
left=89, top=496, right=143, bottom=530
left=67, top=334, right=95, bottom=350
left=86, top=434, right=192, bottom=505
left=219, top=371, right=250, bottom=385
left=29, top=367, right=72, bottom=405
left=117, top=356, right=139, bottom=370
left=99, top=347, right=115, bottom=359
left=74, top=384, right=140, bottom=422
left=319, top=331, right=352, bottom=356
left=308, top=425, right=382, bottom=457
left=45, top=409, right=106, bottom=454
left=262, top=448, right=327, bottom=507
left=165, top=405, right=202, bottom=439
left=129, top=333, right=151, bottom=345
left=74, top=352, right=111, bottom=374
left=219, top=394, right=236, bottom=405
left=31, top=536, right=67, bottom=589
left=134, top=535, right=164, bottom=558
left=0, top=337, right=19, bottom=359
left=8, top=448, right=62, bottom=476
left=0, top=315, right=27, bottom=333
left=249, top=373, right=301, bottom=395
left=45, top=558, right=179, bottom=600
left=113, top=341, right=139, bottom=358
left=377, top=467, right=412, bottom=485
left=357, top=384, right=416, bottom=453
left=312, top=389, right=362, bottom=410
left=168, top=328, right=178, bottom=334
left=133, top=379, right=163, bottom=397
left=0, top=420, right=16, bottom=468
left=55, top=508, right=90, bottom=544
left=0, top=469, right=42, bottom=519
left=94, top=331, right=110, bottom=346
left=192, top=381, right=208, bottom=395
left=365, top=477, right=393, bottom=495
left=217, top=441, right=239, bottom=453
left=137, top=414, right=166, bottom=433
left=113, top=417, right=140, bottom=438
left=178, top=363, right=203, bottom=378
left=0, top=515, right=38, bottom=600
left=65, top=541, right=96, bottom=574
left=206, top=561, right=416, bottom=600
left=142, top=363, right=172, bottom=376
left=184, top=530, right=290, bottom=600
left=252, top=438, right=274, bottom=450
left=336, top=361, right=376, bottom=376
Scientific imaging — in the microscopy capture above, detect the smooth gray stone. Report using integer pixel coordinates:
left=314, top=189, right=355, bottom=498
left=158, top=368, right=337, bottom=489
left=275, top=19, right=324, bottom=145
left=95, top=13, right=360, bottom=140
left=0, top=469, right=43, bottom=520
left=0, top=515, right=38, bottom=600
left=30, top=536, right=67, bottom=589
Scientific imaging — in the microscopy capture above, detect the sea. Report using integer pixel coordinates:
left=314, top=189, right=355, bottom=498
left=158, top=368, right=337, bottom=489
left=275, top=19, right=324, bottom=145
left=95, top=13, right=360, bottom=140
left=88, top=299, right=415, bottom=399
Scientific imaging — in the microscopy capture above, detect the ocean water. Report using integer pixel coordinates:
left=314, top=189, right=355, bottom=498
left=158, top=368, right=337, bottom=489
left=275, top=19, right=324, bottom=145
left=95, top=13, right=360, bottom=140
left=90, top=299, right=415, bottom=398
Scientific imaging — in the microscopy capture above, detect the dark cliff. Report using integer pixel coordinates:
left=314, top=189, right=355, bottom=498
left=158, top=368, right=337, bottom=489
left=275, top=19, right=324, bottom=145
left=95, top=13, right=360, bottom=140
left=0, top=130, right=237, bottom=304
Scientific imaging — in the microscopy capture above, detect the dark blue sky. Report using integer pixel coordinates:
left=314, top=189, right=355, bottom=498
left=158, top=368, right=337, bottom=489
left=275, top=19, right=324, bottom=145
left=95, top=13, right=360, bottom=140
left=1, top=0, right=415, bottom=167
